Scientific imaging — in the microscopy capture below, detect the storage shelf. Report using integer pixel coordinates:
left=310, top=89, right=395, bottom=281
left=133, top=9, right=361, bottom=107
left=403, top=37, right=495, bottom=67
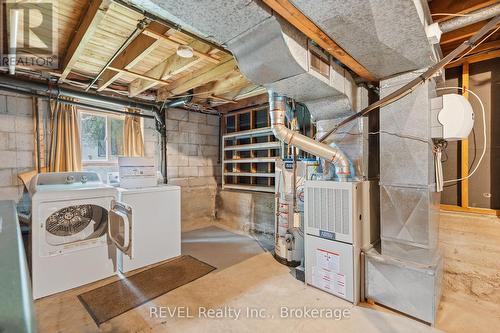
left=223, top=157, right=277, bottom=164
left=222, top=104, right=278, bottom=193
left=223, top=127, right=273, bottom=140
left=222, top=184, right=275, bottom=193
left=224, top=172, right=274, bottom=177
left=224, top=142, right=281, bottom=151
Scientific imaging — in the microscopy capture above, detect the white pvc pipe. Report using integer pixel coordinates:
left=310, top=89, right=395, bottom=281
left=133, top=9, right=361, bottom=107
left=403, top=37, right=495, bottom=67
left=9, top=9, right=19, bottom=75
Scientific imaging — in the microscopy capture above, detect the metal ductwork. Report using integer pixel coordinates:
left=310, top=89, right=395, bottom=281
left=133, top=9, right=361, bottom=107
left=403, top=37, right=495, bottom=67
left=439, top=3, right=500, bottom=33
left=128, top=0, right=436, bottom=81
left=126, top=0, right=436, bottom=178
left=127, top=0, right=361, bottom=177
left=269, top=92, right=351, bottom=180
left=227, top=16, right=358, bottom=114
left=290, top=0, right=437, bottom=79
left=230, top=16, right=363, bottom=179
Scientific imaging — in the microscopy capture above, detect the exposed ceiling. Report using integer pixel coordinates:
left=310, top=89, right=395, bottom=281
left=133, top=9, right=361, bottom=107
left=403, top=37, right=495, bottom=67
left=429, top=0, right=500, bottom=66
left=5, top=0, right=499, bottom=111
left=8, top=0, right=263, bottom=109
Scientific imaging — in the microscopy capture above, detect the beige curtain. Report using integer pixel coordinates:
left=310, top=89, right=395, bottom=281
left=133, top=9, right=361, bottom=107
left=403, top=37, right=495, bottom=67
left=49, top=99, right=82, bottom=172
left=124, top=108, right=145, bottom=157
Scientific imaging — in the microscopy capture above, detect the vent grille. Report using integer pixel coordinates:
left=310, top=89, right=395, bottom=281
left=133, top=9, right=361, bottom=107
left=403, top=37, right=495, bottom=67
left=306, top=186, right=351, bottom=236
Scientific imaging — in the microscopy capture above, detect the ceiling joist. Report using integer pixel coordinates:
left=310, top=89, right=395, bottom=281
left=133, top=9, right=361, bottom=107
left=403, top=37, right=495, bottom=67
left=141, top=28, right=222, bottom=63
left=128, top=40, right=213, bottom=97
left=59, top=0, right=112, bottom=81
left=157, top=58, right=237, bottom=100
left=96, top=22, right=171, bottom=92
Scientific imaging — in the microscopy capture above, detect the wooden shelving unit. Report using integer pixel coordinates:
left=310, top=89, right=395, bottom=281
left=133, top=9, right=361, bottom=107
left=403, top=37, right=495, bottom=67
left=221, top=99, right=316, bottom=193
left=222, top=104, right=281, bottom=193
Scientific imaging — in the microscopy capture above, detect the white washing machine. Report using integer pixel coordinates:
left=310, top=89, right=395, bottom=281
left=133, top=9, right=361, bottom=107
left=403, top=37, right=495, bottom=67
left=30, top=172, right=134, bottom=299
left=116, top=185, right=181, bottom=273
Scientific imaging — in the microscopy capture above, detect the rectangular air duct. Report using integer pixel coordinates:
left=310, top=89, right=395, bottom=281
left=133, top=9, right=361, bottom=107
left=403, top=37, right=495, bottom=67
left=365, top=70, right=442, bottom=324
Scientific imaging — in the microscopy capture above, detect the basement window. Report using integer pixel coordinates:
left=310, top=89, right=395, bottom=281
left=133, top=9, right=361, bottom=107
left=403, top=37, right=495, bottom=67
left=80, top=112, right=125, bottom=162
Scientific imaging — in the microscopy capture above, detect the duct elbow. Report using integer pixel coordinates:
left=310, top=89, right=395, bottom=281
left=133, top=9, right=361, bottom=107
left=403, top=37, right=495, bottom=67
left=271, top=123, right=291, bottom=144
left=332, top=149, right=350, bottom=181
left=269, top=109, right=351, bottom=180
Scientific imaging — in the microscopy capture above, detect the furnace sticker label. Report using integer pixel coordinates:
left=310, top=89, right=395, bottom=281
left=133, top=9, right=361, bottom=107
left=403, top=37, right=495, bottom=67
left=316, top=248, right=340, bottom=273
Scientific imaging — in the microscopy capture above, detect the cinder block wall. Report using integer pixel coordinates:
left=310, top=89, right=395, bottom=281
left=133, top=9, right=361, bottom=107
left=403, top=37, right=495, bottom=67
left=217, top=190, right=275, bottom=235
left=165, top=108, right=221, bottom=230
left=0, top=91, right=38, bottom=200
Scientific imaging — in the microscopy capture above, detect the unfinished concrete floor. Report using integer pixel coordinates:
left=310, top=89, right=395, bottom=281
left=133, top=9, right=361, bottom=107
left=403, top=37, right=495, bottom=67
left=35, top=223, right=442, bottom=333
left=435, top=211, right=500, bottom=332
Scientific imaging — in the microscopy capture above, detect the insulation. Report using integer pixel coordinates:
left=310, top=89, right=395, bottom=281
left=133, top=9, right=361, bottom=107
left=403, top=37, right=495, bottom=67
left=290, top=0, right=435, bottom=78
left=128, top=0, right=272, bottom=44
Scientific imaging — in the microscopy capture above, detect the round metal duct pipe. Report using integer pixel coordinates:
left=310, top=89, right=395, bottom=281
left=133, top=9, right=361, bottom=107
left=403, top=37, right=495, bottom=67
left=268, top=92, right=351, bottom=180
left=439, top=3, right=500, bottom=33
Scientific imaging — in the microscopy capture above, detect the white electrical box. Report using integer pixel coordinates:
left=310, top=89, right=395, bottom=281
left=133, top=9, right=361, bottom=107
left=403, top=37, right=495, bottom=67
left=304, top=180, right=376, bottom=304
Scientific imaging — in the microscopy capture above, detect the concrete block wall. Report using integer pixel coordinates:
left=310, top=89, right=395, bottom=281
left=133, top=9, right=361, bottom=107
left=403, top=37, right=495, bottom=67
left=0, top=91, right=38, bottom=200
left=143, top=117, right=161, bottom=168
left=165, top=108, right=221, bottom=230
left=217, top=190, right=275, bottom=235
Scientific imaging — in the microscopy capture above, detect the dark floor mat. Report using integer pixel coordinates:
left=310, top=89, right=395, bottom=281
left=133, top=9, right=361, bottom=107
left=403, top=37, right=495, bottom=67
left=78, top=255, right=215, bottom=325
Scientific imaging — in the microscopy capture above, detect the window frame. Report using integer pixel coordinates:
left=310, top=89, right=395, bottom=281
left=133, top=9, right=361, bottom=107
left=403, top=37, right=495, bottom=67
left=79, top=110, right=126, bottom=164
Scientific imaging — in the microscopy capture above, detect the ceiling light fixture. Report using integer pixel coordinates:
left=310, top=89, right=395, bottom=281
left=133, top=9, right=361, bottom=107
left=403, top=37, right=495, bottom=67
left=177, top=45, right=194, bottom=58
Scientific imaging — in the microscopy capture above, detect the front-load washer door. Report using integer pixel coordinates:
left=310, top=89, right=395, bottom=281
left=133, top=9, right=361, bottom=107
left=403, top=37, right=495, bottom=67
left=108, top=200, right=134, bottom=259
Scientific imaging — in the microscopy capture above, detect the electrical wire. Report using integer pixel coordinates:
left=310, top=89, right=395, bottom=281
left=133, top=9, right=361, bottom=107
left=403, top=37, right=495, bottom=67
left=437, top=87, right=487, bottom=184
left=368, top=131, right=433, bottom=145
left=469, top=127, right=477, bottom=170
left=442, top=127, right=478, bottom=189
left=431, top=13, right=473, bottom=17
left=448, top=26, right=500, bottom=65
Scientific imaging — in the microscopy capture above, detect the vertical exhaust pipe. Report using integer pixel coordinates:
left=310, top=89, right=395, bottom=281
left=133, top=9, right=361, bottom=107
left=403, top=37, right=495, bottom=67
left=268, top=91, right=351, bottom=180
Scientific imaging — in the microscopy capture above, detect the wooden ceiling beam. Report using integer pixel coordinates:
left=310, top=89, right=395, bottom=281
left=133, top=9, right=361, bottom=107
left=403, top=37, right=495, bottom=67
left=96, top=21, right=171, bottom=92
left=210, top=72, right=248, bottom=96
left=232, top=86, right=267, bottom=101
left=107, top=66, right=169, bottom=85
left=445, top=49, right=500, bottom=68
left=217, top=93, right=269, bottom=113
left=157, top=58, right=237, bottom=100
left=59, top=0, right=112, bottom=81
left=261, top=0, right=376, bottom=82
left=142, top=28, right=221, bottom=64
left=441, top=35, right=500, bottom=56
left=193, top=71, right=249, bottom=101
left=128, top=40, right=212, bottom=97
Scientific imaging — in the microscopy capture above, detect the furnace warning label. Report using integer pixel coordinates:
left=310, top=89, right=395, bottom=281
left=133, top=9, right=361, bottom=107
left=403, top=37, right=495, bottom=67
left=316, top=248, right=340, bottom=273
left=312, top=248, right=346, bottom=297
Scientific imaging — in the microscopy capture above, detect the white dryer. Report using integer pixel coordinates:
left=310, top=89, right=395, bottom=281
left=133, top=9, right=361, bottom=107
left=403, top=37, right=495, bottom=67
left=30, top=172, right=134, bottom=299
